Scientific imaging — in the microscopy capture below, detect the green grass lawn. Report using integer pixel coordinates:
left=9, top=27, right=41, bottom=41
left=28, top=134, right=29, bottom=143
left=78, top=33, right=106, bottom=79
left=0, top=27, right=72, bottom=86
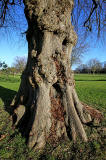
left=0, top=73, right=106, bottom=160
left=76, top=81, right=106, bottom=110
left=74, top=74, right=106, bottom=116
left=0, top=74, right=20, bottom=107
left=74, top=73, right=106, bottom=81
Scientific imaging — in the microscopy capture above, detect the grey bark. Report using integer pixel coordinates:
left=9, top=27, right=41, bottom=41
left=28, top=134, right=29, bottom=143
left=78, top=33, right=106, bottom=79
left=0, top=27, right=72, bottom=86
left=11, top=0, right=99, bottom=149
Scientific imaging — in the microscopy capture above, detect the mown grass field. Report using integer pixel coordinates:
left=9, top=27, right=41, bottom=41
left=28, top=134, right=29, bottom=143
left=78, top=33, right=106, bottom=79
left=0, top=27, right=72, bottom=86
left=74, top=74, right=106, bottom=115
left=0, top=73, right=106, bottom=160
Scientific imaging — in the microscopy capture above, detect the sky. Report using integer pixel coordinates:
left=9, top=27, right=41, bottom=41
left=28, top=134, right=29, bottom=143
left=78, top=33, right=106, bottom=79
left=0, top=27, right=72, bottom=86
left=0, top=35, right=106, bottom=70
left=72, top=45, right=106, bottom=69
left=0, top=1, right=106, bottom=69
left=0, top=27, right=106, bottom=69
left=0, top=35, right=28, bottom=67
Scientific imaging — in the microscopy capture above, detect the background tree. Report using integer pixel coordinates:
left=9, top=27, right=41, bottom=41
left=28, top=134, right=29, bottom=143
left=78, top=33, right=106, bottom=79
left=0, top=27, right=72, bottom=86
left=74, top=59, right=104, bottom=74
left=7, top=67, right=17, bottom=75
left=71, top=41, right=89, bottom=66
left=0, top=61, right=2, bottom=69
left=2, top=62, right=8, bottom=70
left=100, top=61, right=106, bottom=73
left=0, top=0, right=104, bottom=150
left=87, top=58, right=102, bottom=74
left=0, top=60, right=8, bottom=70
left=12, top=56, right=27, bottom=74
left=75, top=63, right=89, bottom=73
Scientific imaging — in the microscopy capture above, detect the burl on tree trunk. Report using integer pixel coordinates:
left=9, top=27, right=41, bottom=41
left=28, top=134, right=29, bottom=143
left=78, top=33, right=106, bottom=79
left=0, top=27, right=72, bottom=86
left=11, top=0, right=102, bottom=149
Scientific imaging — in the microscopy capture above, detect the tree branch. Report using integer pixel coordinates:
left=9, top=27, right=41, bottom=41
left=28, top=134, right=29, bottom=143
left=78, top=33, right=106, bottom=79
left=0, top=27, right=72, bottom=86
left=84, top=0, right=98, bottom=29
left=0, top=0, right=15, bottom=27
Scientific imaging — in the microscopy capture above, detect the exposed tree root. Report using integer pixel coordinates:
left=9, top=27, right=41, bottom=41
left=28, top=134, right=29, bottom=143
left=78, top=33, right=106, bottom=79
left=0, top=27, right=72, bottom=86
left=11, top=73, right=103, bottom=149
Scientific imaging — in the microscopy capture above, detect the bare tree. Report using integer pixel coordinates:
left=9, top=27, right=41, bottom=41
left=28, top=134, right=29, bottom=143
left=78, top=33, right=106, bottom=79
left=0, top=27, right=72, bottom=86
left=87, top=58, right=102, bottom=74
left=12, top=56, right=27, bottom=74
left=71, top=40, right=89, bottom=66
left=0, top=0, right=104, bottom=149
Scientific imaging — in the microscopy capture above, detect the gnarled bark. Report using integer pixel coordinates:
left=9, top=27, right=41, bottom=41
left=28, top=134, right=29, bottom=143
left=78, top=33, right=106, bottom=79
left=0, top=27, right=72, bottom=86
left=11, top=0, right=102, bottom=149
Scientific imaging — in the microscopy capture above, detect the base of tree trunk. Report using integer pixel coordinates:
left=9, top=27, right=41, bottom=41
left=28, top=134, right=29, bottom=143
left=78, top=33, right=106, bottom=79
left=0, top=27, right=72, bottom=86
left=11, top=74, right=102, bottom=149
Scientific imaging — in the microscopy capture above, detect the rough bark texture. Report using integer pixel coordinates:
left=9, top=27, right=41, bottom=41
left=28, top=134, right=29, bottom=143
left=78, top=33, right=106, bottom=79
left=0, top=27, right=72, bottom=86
left=11, top=0, right=102, bottom=149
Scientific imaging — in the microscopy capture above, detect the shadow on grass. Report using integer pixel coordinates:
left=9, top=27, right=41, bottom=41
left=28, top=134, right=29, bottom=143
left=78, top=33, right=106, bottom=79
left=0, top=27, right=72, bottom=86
left=0, top=85, right=17, bottom=114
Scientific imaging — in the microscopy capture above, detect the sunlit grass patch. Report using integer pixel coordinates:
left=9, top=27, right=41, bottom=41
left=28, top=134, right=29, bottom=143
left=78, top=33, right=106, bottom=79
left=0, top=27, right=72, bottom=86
left=74, top=74, right=106, bottom=81
left=75, top=81, right=106, bottom=111
left=0, top=74, right=20, bottom=83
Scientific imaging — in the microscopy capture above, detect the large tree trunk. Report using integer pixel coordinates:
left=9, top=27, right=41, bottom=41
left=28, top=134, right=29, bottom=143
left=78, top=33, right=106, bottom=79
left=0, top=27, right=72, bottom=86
left=11, top=0, right=101, bottom=149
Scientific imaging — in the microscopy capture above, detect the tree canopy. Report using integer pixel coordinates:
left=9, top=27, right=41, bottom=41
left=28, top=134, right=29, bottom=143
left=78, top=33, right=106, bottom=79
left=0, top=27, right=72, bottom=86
left=0, top=60, right=8, bottom=70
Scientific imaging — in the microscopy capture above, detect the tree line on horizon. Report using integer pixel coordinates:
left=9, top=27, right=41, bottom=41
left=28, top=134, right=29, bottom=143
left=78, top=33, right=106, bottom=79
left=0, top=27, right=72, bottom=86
left=1, top=57, right=106, bottom=75
left=75, top=59, right=106, bottom=74
left=0, top=56, right=27, bottom=75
